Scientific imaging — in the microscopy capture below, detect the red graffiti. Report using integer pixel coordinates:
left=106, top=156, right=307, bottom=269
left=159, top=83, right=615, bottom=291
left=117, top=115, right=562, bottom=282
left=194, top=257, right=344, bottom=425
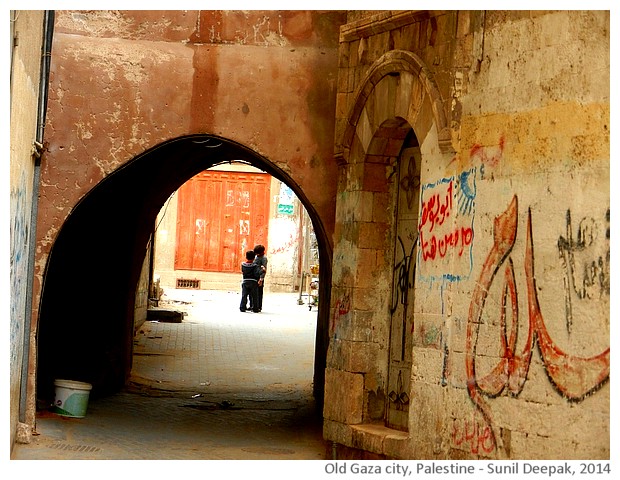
left=337, top=296, right=351, bottom=316
left=451, top=415, right=495, bottom=455
left=420, top=180, right=453, bottom=232
left=465, top=196, right=610, bottom=453
left=330, top=293, right=351, bottom=336
left=470, top=136, right=505, bottom=168
left=419, top=179, right=474, bottom=263
left=420, top=226, right=473, bottom=260
left=269, top=234, right=295, bottom=254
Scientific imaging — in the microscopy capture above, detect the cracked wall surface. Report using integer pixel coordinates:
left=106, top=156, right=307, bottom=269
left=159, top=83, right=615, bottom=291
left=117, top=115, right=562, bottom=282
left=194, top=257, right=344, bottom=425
left=31, top=9, right=345, bottom=420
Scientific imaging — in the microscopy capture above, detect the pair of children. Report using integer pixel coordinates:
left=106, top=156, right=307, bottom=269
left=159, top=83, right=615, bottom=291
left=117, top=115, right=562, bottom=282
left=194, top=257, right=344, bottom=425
left=240, top=245, right=267, bottom=313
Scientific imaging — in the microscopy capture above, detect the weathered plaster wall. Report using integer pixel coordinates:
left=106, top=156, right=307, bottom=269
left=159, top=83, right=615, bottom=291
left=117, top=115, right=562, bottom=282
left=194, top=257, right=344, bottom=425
left=267, top=182, right=305, bottom=291
left=36, top=9, right=343, bottom=311
left=324, top=10, right=609, bottom=460
left=9, top=9, right=45, bottom=450
left=433, top=10, right=610, bottom=460
left=30, top=10, right=343, bottom=407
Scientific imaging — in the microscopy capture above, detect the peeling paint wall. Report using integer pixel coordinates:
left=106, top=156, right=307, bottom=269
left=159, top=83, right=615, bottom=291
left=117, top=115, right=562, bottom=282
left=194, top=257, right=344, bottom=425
left=325, top=10, right=609, bottom=460
left=37, top=10, right=343, bottom=305
left=30, top=10, right=344, bottom=419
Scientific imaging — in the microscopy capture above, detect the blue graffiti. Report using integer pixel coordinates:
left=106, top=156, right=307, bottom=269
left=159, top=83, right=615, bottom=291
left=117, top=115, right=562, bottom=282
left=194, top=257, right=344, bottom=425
left=457, top=169, right=476, bottom=216
left=10, top=172, right=31, bottom=375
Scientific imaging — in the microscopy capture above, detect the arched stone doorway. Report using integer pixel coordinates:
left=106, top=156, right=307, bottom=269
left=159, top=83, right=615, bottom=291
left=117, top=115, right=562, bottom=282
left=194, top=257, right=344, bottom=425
left=324, top=49, right=454, bottom=455
left=36, top=134, right=332, bottom=408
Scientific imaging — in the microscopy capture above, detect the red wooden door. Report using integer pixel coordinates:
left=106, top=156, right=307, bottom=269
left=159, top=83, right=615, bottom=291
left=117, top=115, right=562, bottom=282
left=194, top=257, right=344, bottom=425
left=175, top=170, right=270, bottom=272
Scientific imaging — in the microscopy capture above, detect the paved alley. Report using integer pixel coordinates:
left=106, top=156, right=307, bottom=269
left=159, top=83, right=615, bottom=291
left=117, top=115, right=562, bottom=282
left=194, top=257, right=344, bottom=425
left=10, top=290, right=328, bottom=468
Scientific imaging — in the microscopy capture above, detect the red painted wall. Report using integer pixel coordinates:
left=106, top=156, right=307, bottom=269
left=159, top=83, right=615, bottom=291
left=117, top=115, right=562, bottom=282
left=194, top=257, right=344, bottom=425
left=38, top=10, right=342, bottom=282
left=33, top=10, right=344, bottom=398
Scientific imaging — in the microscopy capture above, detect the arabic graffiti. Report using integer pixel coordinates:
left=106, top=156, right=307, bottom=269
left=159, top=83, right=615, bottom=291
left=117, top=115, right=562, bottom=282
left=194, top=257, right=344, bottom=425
left=557, top=208, right=610, bottom=333
left=451, top=414, right=495, bottom=455
left=464, top=196, right=610, bottom=454
left=268, top=217, right=297, bottom=255
left=418, top=169, right=476, bottom=282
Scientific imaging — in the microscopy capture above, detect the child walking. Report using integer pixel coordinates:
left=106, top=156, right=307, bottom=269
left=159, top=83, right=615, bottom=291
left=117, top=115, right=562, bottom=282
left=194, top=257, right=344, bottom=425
left=240, top=250, right=265, bottom=313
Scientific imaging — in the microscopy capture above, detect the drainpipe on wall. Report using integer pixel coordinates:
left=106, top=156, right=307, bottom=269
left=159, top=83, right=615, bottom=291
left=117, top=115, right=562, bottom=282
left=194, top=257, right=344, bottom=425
left=19, top=10, right=55, bottom=427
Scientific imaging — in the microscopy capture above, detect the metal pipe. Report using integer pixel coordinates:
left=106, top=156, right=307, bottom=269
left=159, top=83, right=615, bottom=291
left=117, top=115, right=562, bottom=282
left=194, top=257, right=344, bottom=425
left=10, top=11, right=19, bottom=100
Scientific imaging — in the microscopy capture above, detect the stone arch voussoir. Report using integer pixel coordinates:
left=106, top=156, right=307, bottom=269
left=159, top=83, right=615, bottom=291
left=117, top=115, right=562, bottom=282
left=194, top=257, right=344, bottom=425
left=336, top=49, right=452, bottom=165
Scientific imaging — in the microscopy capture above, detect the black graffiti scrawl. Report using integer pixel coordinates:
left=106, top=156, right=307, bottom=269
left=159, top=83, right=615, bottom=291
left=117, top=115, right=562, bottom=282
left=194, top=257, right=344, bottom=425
left=557, top=208, right=610, bottom=333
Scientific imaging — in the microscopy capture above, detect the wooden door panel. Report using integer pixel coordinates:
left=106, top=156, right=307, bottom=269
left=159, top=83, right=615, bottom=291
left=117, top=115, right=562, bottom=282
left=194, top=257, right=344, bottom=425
left=174, top=180, right=194, bottom=269
left=192, top=178, right=207, bottom=270
left=386, top=147, right=421, bottom=432
left=175, top=171, right=270, bottom=273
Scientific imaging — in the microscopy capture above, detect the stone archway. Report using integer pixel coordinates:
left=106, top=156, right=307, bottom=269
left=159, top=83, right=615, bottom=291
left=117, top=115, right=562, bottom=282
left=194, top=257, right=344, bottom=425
left=324, top=50, right=452, bottom=454
left=35, top=134, right=333, bottom=411
left=335, top=49, right=453, bottom=167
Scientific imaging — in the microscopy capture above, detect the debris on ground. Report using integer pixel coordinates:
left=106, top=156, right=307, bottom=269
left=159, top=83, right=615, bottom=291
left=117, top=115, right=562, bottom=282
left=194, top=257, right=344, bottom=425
left=146, top=308, right=185, bottom=323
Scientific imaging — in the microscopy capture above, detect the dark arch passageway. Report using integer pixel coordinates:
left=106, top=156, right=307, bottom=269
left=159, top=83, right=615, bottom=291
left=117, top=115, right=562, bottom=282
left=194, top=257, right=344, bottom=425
left=37, top=134, right=332, bottom=405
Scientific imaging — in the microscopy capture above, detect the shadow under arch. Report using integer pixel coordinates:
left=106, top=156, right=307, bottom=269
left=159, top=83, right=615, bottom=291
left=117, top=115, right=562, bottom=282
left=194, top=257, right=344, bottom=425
left=37, top=133, right=332, bottom=407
